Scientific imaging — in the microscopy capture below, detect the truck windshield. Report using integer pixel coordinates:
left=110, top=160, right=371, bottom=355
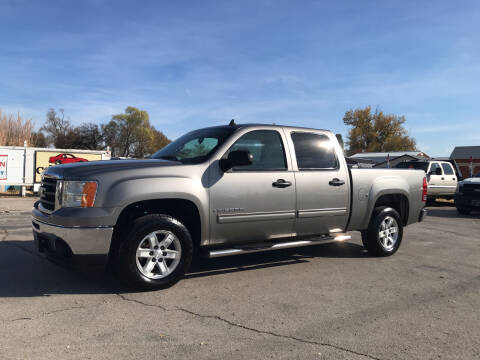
left=395, top=162, right=428, bottom=172
left=152, top=127, right=235, bottom=164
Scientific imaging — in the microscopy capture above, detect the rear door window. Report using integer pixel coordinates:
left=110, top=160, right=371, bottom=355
left=291, top=132, right=338, bottom=170
left=441, top=163, right=454, bottom=175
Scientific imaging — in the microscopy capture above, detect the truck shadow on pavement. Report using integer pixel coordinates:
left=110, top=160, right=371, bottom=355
left=0, top=240, right=367, bottom=298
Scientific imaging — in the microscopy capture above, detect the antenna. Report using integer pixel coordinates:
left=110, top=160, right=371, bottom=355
left=229, top=119, right=236, bottom=126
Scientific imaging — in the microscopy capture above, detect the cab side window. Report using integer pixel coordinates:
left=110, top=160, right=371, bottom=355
left=227, top=130, right=287, bottom=171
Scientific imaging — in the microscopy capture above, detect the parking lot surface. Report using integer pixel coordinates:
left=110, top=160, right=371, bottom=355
left=1, top=198, right=479, bottom=359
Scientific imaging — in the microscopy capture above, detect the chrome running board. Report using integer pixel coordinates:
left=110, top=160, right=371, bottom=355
left=208, top=234, right=351, bottom=258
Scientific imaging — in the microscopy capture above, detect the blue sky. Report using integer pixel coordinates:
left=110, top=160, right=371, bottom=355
left=1, top=0, right=479, bottom=156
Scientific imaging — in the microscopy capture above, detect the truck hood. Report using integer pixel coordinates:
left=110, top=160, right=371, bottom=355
left=43, top=159, right=182, bottom=180
left=459, top=177, right=480, bottom=185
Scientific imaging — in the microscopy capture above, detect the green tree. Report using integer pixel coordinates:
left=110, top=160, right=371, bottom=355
left=343, top=106, right=416, bottom=156
left=103, top=106, right=158, bottom=158
left=147, top=126, right=171, bottom=155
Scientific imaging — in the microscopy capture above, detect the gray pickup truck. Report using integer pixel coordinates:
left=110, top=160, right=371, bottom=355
left=32, top=123, right=427, bottom=289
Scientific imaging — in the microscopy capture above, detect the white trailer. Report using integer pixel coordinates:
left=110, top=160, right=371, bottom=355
left=0, top=146, right=111, bottom=195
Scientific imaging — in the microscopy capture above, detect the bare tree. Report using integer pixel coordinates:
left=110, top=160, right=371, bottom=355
left=41, top=108, right=72, bottom=148
left=62, top=123, right=105, bottom=150
left=0, top=109, right=34, bottom=146
left=30, top=131, right=48, bottom=147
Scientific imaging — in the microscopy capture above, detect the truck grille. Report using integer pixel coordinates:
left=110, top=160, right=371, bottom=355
left=39, top=176, right=58, bottom=212
left=462, top=184, right=480, bottom=199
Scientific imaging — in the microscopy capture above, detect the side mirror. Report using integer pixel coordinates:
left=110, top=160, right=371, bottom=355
left=220, top=150, right=253, bottom=172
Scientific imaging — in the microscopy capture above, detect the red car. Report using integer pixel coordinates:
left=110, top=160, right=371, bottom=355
left=49, top=153, right=88, bottom=165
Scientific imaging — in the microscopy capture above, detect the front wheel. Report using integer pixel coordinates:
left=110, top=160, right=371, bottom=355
left=116, top=214, right=193, bottom=290
left=362, top=206, right=403, bottom=257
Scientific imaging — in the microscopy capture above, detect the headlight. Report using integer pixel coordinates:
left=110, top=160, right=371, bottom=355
left=62, top=181, right=98, bottom=208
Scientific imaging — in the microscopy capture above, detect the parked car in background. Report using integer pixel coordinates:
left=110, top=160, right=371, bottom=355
left=49, top=153, right=88, bottom=165
left=455, top=172, right=480, bottom=214
left=395, top=160, right=458, bottom=201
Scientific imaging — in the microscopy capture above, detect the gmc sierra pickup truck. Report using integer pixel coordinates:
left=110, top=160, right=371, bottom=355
left=32, top=123, right=427, bottom=289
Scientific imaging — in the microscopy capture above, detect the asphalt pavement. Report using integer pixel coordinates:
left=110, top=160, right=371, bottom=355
left=0, top=198, right=479, bottom=359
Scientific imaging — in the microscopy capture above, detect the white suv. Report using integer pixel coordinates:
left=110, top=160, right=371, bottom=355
left=395, top=160, right=458, bottom=199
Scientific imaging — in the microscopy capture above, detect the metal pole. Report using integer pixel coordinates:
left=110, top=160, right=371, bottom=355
left=22, top=140, right=27, bottom=197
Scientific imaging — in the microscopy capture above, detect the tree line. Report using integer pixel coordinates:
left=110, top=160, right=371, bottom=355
left=0, top=106, right=171, bottom=158
left=0, top=105, right=416, bottom=157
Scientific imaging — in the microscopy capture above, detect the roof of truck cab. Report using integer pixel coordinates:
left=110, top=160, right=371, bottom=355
left=205, top=123, right=330, bottom=132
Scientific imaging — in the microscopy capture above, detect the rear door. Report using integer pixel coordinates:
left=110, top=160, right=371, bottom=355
left=285, top=130, right=350, bottom=236
left=440, top=162, right=457, bottom=195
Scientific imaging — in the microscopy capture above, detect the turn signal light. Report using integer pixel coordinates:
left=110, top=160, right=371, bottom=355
left=81, top=182, right=97, bottom=208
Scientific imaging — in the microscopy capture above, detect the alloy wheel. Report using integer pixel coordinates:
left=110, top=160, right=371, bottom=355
left=135, top=230, right=182, bottom=279
left=378, top=216, right=399, bottom=251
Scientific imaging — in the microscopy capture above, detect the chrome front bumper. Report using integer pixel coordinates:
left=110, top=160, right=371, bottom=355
left=32, top=218, right=113, bottom=255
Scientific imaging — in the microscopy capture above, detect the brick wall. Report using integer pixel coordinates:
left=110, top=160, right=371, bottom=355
left=454, top=158, right=480, bottom=178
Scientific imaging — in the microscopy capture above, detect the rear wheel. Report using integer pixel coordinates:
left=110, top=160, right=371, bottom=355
left=116, top=214, right=193, bottom=290
left=362, top=206, right=403, bottom=257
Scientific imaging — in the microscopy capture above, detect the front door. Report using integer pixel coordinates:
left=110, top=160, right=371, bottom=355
left=209, top=129, right=296, bottom=245
left=427, top=162, right=444, bottom=195
left=286, top=130, right=350, bottom=236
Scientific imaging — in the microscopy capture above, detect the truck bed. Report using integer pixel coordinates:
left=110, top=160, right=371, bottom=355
left=347, top=168, right=426, bottom=231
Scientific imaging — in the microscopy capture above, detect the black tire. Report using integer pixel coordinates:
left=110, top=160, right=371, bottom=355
left=456, top=206, right=470, bottom=215
left=55, top=160, right=62, bottom=165
left=361, top=206, right=403, bottom=257
left=116, top=214, right=193, bottom=290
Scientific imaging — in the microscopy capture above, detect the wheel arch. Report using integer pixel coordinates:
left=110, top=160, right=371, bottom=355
left=369, top=193, right=410, bottom=226
left=109, top=198, right=203, bottom=257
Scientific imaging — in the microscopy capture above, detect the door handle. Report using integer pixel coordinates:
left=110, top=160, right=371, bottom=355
left=329, top=178, right=345, bottom=186
left=441, top=177, right=445, bottom=180
left=272, top=179, right=292, bottom=188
